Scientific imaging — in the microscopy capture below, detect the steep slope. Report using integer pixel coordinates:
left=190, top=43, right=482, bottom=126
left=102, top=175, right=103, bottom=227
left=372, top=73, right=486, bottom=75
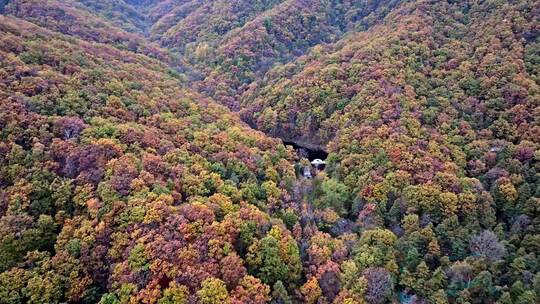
left=187, top=0, right=405, bottom=109
left=243, top=0, right=539, bottom=150
left=5, top=0, right=407, bottom=109
left=0, top=15, right=300, bottom=303
left=69, top=0, right=149, bottom=33
left=3, top=0, right=173, bottom=62
left=151, top=0, right=285, bottom=51
left=240, top=0, right=540, bottom=302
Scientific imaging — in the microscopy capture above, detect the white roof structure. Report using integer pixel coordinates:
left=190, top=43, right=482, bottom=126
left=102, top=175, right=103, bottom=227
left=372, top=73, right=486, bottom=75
left=311, top=159, right=326, bottom=166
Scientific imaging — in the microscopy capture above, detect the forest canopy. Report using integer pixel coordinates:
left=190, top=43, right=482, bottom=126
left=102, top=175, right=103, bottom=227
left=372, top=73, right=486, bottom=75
left=0, top=0, right=539, bottom=303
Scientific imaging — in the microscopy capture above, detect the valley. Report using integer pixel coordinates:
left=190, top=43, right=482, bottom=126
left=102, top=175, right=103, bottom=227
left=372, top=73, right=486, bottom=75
left=0, top=1, right=539, bottom=303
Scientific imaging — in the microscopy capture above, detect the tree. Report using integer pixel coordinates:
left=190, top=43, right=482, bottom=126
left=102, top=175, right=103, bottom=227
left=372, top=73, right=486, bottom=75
left=220, top=253, right=247, bottom=288
left=362, top=267, right=393, bottom=304
left=197, top=278, right=231, bottom=304
left=470, top=230, right=505, bottom=261
left=128, top=244, right=149, bottom=272
left=0, top=268, right=29, bottom=304
left=300, top=277, right=322, bottom=304
left=247, top=227, right=301, bottom=285
left=247, top=235, right=288, bottom=285
left=315, top=178, right=350, bottom=215
left=158, top=282, right=188, bottom=304
left=55, top=116, right=86, bottom=140
left=231, top=275, right=270, bottom=304
left=354, top=229, right=398, bottom=271
left=271, top=281, right=292, bottom=304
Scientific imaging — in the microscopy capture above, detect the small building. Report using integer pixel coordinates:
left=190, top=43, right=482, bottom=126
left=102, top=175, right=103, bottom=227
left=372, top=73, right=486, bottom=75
left=311, top=159, right=326, bottom=170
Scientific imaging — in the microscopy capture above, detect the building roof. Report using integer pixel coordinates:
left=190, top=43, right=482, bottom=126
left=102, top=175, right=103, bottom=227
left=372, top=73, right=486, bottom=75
left=311, top=159, right=326, bottom=165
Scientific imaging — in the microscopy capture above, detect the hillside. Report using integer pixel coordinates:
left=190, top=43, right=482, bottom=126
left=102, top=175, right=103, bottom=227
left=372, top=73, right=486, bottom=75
left=0, top=14, right=300, bottom=303
left=184, top=0, right=405, bottom=109
left=242, top=0, right=540, bottom=145
left=240, top=1, right=540, bottom=302
left=3, top=0, right=174, bottom=62
left=1, top=0, right=540, bottom=303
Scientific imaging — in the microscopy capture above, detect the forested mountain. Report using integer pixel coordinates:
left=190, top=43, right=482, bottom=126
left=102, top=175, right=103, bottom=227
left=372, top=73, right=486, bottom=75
left=183, top=0, right=405, bottom=109
left=0, top=11, right=298, bottom=304
left=1, top=0, right=539, bottom=303
left=3, top=0, right=173, bottom=62
left=242, top=0, right=540, bottom=144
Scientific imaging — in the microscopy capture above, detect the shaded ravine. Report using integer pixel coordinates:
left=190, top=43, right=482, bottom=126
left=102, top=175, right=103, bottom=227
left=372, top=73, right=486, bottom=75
left=283, top=140, right=328, bottom=162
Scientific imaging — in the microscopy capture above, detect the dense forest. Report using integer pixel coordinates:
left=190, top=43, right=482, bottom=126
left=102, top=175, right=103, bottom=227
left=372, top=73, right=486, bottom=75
left=0, top=0, right=539, bottom=303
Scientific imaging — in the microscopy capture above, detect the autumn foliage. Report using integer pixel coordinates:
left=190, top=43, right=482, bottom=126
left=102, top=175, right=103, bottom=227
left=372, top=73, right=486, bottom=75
left=1, top=0, right=540, bottom=303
